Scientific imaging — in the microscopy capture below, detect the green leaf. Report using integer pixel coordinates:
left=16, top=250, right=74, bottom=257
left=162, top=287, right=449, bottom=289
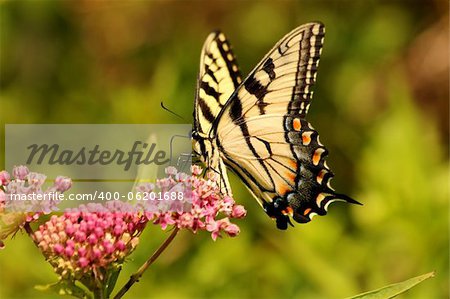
left=35, top=279, right=92, bottom=299
left=346, top=271, right=435, bottom=299
left=105, top=265, right=122, bottom=298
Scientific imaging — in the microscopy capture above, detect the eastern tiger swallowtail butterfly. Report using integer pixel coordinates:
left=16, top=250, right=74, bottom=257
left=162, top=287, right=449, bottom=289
left=192, top=22, right=361, bottom=230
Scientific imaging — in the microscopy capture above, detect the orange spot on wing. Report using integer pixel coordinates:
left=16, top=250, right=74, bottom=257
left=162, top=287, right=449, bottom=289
left=282, top=206, right=294, bottom=216
left=293, top=118, right=301, bottom=131
left=316, top=193, right=326, bottom=207
left=278, top=184, right=290, bottom=196
left=316, top=169, right=327, bottom=184
left=303, top=208, right=312, bottom=216
left=286, top=206, right=293, bottom=214
left=287, top=171, right=296, bottom=183
left=289, top=160, right=297, bottom=169
left=302, top=132, right=312, bottom=145
left=312, top=148, right=323, bottom=165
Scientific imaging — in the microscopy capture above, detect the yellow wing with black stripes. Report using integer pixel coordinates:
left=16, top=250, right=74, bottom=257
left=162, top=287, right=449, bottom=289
left=192, top=31, right=242, bottom=195
left=213, top=22, right=360, bottom=229
left=193, top=31, right=242, bottom=136
left=193, top=23, right=360, bottom=229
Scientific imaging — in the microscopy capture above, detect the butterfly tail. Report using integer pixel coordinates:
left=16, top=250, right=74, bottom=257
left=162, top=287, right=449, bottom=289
left=333, top=193, right=362, bottom=206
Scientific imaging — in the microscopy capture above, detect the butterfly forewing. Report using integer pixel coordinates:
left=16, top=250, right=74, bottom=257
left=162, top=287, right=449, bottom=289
left=194, top=31, right=242, bottom=136
left=213, top=22, right=360, bottom=229
left=193, top=31, right=242, bottom=195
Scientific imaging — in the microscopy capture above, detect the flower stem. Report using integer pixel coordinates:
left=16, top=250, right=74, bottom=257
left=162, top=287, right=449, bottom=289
left=23, top=222, right=34, bottom=236
left=93, top=286, right=105, bottom=299
left=113, top=227, right=180, bottom=299
left=23, top=222, right=39, bottom=249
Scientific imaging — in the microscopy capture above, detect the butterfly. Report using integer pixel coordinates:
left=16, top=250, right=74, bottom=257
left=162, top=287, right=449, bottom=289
left=192, top=22, right=361, bottom=230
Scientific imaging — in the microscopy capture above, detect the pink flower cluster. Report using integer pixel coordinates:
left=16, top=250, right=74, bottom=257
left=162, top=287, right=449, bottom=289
left=0, top=166, right=72, bottom=249
left=2, top=165, right=246, bottom=282
left=141, top=166, right=247, bottom=241
left=33, top=201, right=147, bottom=279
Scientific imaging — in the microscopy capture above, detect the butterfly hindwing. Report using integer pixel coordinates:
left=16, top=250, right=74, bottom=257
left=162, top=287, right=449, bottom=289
left=213, top=22, right=360, bottom=229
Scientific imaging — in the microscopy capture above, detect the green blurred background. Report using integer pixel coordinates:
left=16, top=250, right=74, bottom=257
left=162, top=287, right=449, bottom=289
left=0, top=1, right=448, bottom=298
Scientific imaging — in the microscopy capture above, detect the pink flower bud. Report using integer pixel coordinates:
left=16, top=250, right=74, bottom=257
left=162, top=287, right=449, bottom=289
left=0, top=190, right=5, bottom=207
left=46, top=223, right=56, bottom=234
left=53, top=244, right=64, bottom=254
left=87, top=234, right=98, bottom=245
left=51, top=233, right=60, bottom=243
left=103, top=241, right=114, bottom=254
left=43, top=234, right=52, bottom=244
left=12, top=166, right=29, bottom=180
left=66, top=239, right=75, bottom=248
left=103, top=217, right=114, bottom=229
left=79, top=222, right=87, bottom=232
left=86, top=220, right=95, bottom=231
left=54, top=176, right=72, bottom=192
left=65, top=225, right=75, bottom=236
left=191, top=165, right=203, bottom=176
left=127, top=221, right=137, bottom=231
left=50, top=215, right=59, bottom=224
left=55, top=221, right=65, bottom=231
left=34, top=231, right=43, bottom=242
left=114, top=218, right=124, bottom=226
left=27, top=172, right=46, bottom=186
left=38, top=241, right=49, bottom=251
left=92, top=248, right=101, bottom=260
left=64, top=246, right=74, bottom=257
left=74, top=231, right=86, bottom=242
left=94, top=227, right=104, bottom=238
left=115, top=240, right=126, bottom=251
left=224, top=223, right=240, bottom=237
left=67, top=213, right=80, bottom=223
left=113, top=225, right=124, bottom=236
left=77, top=246, right=87, bottom=257
left=78, top=257, right=89, bottom=268
left=58, top=231, right=67, bottom=240
left=165, top=166, right=178, bottom=176
left=231, top=205, right=247, bottom=218
left=0, top=171, right=10, bottom=186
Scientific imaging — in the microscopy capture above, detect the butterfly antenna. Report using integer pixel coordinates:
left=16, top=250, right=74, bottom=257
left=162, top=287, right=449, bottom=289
left=161, top=101, right=187, bottom=121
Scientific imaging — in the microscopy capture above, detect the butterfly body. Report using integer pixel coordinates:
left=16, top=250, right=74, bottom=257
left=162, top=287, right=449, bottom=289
left=192, top=23, right=360, bottom=230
